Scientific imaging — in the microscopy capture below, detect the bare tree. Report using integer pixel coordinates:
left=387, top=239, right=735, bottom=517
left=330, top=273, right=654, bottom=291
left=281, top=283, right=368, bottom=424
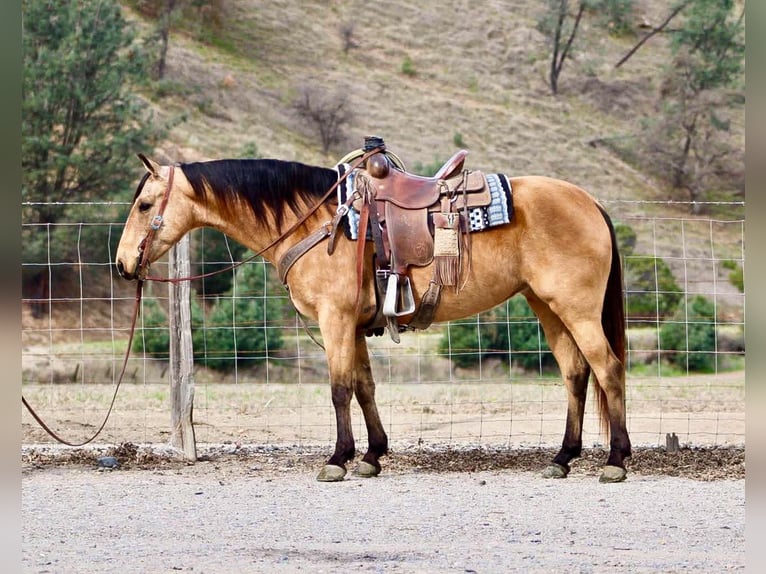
left=644, top=61, right=740, bottom=213
left=293, top=86, right=354, bottom=154
left=615, top=1, right=690, bottom=69
left=338, top=21, right=358, bottom=54
left=156, top=0, right=178, bottom=80
left=538, top=0, right=586, bottom=95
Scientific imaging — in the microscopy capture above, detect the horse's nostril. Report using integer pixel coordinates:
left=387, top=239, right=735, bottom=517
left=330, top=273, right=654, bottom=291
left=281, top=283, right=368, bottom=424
left=116, top=260, right=126, bottom=278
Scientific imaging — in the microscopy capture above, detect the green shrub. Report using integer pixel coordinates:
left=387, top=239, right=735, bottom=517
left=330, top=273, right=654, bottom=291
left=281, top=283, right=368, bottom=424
left=623, top=255, right=683, bottom=324
left=659, top=295, right=718, bottom=372
left=614, top=223, right=637, bottom=255
left=191, top=228, right=247, bottom=296
left=132, top=295, right=204, bottom=360
left=194, top=261, right=286, bottom=372
left=401, top=56, right=416, bottom=77
left=721, top=259, right=744, bottom=292
left=438, top=297, right=555, bottom=373
left=615, top=222, right=683, bottom=324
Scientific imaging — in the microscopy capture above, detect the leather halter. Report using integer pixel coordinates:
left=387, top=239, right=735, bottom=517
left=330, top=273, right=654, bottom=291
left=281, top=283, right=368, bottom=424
left=136, top=165, right=175, bottom=279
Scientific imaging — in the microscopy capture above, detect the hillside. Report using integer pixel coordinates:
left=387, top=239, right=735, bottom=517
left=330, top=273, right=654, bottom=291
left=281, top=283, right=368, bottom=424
left=132, top=0, right=744, bottom=222
left=112, top=0, right=744, bottom=320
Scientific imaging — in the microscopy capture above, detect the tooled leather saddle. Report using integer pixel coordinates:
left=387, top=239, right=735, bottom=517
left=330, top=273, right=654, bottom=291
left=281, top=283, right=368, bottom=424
left=350, top=137, right=494, bottom=342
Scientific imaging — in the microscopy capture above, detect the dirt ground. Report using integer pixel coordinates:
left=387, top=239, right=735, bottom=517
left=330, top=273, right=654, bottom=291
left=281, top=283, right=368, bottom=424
left=22, top=442, right=745, bottom=574
left=22, top=371, right=746, bottom=573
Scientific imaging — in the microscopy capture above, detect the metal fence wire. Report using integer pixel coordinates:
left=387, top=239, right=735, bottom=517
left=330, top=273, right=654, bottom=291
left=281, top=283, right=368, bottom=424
left=21, top=200, right=745, bottom=449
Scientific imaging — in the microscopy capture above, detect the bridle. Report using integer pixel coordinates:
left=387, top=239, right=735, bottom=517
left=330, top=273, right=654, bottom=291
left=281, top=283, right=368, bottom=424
left=22, top=147, right=383, bottom=446
left=136, top=164, right=176, bottom=280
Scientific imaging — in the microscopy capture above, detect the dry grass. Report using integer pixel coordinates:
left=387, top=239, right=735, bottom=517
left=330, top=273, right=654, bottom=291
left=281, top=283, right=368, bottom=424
left=138, top=0, right=743, bottom=215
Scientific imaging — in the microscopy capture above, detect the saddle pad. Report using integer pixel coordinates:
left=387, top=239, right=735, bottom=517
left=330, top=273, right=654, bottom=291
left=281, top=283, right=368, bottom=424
left=334, top=165, right=513, bottom=240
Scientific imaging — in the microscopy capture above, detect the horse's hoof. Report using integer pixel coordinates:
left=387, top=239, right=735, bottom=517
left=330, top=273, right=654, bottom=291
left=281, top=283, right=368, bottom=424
left=316, top=465, right=347, bottom=482
left=353, top=461, right=380, bottom=478
left=541, top=463, right=569, bottom=479
left=599, top=465, right=627, bottom=483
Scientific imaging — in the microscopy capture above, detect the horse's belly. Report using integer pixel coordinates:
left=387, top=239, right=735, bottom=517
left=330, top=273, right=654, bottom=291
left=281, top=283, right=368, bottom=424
left=408, top=227, right=524, bottom=323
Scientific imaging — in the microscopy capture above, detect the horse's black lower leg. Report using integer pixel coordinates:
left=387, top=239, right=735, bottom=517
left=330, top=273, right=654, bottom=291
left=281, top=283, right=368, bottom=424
left=325, top=384, right=355, bottom=469
left=566, top=321, right=632, bottom=482
left=353, top=339, right=388, bottom=475
left=524, top=295, right=591, bottom=479
left=546, top=367, right=590, bottom=477
left=354, top=382, right=388, bottom=474
left=606, top=401, right=632, bottom=469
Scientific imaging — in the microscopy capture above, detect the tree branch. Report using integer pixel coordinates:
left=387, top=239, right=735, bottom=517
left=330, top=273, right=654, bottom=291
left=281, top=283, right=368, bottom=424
left=615, top=1, right=691, bottom=69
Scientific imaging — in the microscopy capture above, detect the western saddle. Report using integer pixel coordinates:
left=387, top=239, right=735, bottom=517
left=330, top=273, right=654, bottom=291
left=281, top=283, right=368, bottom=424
left=349, top=136, right=493, bottom=342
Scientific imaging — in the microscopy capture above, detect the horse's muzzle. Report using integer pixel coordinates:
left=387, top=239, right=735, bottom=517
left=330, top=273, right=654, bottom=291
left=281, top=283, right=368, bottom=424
left=116, top=258, right=140, bottom=281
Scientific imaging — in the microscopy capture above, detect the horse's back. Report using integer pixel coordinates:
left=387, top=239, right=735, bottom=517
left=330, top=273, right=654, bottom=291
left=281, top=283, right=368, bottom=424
left=414, top=175, right=614, bottom=322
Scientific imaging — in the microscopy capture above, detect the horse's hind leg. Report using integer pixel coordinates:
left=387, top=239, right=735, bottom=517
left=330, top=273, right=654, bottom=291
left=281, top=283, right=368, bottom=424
left=559, top=317, right=631, bottom=482
left=351, top=337, right=389, bottom=477
left=525, top=295, right=590, bottom=479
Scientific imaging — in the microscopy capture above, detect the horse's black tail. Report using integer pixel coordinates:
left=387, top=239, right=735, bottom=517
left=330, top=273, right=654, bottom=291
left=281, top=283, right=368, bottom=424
left=595, top=205, right=626, bottom=434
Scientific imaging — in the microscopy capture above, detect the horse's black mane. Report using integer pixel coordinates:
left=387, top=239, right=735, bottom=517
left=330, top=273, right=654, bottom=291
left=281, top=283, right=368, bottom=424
left=180, top=159, right=338, bottom=230
left=129, top=159, right=336, bottom=229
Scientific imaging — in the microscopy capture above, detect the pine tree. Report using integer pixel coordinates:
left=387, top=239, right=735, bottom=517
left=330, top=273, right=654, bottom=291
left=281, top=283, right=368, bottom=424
left=22, top=0, right=164, bottom=304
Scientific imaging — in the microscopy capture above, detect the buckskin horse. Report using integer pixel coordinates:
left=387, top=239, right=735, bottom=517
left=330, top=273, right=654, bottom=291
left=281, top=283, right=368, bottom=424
left=115, top=142, right=631, bottom=483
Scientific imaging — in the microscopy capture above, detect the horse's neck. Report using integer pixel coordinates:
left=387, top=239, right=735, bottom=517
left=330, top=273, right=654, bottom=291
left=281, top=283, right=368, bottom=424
left=201, top=194, right=325, bottom=265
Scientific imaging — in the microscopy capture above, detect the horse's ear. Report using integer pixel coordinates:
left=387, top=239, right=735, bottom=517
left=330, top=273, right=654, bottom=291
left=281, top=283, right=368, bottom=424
left=137, top=153, right=161, bottom=177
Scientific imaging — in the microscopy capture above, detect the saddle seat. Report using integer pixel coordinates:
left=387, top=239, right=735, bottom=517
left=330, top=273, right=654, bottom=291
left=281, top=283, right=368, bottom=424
left=366, top=149, right=468, bottom=209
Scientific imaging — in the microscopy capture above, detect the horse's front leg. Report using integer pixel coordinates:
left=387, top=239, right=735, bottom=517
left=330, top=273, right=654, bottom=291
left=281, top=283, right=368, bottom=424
left=352, top=336, right=388, bottom=477
left=316, top=318, right=359, bottom=482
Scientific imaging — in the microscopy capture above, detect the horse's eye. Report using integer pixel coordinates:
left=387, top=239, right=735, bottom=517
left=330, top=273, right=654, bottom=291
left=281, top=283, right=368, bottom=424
left=138, top=202, right=152, bottom=213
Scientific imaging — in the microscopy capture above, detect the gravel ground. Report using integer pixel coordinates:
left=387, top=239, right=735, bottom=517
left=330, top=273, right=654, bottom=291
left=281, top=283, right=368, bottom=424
left=22, top=444, right=745, bottom=573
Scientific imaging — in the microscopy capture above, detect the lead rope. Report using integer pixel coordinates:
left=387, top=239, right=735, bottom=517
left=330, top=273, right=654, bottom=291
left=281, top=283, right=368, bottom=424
left=21, top=280, right=145, bottom=446
left=19, top=166, right=179, bottom=446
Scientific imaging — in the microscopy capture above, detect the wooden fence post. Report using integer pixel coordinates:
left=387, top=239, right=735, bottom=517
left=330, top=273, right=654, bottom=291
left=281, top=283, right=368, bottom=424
left=168, top=234, right=197, bottom=460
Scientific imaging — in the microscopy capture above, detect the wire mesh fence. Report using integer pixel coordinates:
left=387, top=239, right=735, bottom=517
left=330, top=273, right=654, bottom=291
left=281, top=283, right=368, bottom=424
left=21, top=200, right=745, bottom=450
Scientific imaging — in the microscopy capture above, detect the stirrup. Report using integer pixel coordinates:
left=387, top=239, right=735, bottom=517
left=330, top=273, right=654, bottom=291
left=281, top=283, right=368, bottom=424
left=382, top=273, right=415, bottom=317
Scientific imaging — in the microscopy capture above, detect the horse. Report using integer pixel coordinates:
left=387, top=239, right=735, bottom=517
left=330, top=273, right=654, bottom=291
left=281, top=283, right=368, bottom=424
left=115, top=151, right=632, bottom=483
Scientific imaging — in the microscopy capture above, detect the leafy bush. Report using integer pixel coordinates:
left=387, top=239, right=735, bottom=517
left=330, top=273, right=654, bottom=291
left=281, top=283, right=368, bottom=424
left=191, top=228, right=247, bottom=297
left=439, top=297, right=555, bottom=373
left=659, top=295, right=717, bottom=372
left=616, top=222, right=682, bottom=324
left=132, top=295, right=204, bottom=360
left=623, top=255, right=683, bottom=324
left=614, top=222, right=637, bottom=255
left=721, top=259, right=744, bottom=293
left=401, top=56, right=416, bottom=77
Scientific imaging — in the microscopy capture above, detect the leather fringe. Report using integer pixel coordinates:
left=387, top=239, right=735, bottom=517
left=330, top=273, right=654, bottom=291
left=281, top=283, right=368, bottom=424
left=433, top=255, right=461, bottom=287
left=433, top=219, right=461, bottom=288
